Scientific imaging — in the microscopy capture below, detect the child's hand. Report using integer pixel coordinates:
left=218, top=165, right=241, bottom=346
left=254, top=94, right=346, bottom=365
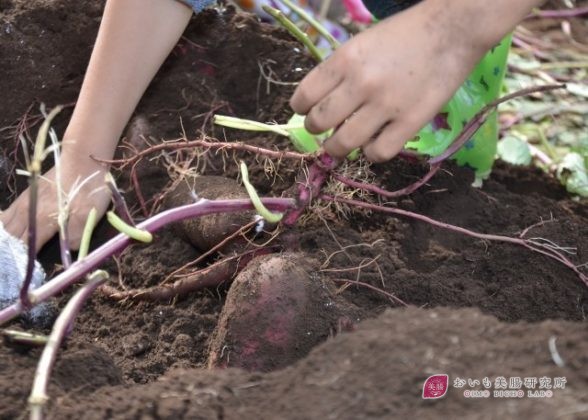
left=290, top=0, right=542, bottom=162
left=0, top=156, right=110, bottom=252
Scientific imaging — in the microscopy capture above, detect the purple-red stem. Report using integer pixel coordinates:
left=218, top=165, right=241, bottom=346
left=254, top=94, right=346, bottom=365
left=332, top=163, right=441, bottom=198
left=511, top=36, right=552, bottom=61
left=106, top=177, right=135, bottom=226
left=0, top=197, right=296, bottom=325
left=322, top=194, right=588, bottom=287
left=430, top=84, right=565, bottom=165
left=529, top=6, right=588, bottom=19
left=59, top=225, right=73, bottom=270
left=20, top=178, right=38, bottom=308
left=283, top=153, right=338, bottom=225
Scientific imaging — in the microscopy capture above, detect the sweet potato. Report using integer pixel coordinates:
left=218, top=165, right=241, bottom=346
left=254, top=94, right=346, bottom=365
left=163, top=175, right=255, bottom=252
left=208, top=252, right=358, bottom=372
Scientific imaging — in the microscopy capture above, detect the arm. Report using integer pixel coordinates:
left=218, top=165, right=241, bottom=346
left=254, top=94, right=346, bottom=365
left=290, top=0, right=546, bottom=161
left=63, top=0, right=193, bottom=164
left=1, top=0, right=193, bottom=250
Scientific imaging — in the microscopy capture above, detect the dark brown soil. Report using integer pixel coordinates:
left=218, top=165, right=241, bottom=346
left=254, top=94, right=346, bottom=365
left=48, top=308, right=588, bottom=420
left=0, top=1, right=586, bottom=419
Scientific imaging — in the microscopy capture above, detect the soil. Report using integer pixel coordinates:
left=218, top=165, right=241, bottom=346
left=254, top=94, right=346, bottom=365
left=0, top=1, right=587, bottom=419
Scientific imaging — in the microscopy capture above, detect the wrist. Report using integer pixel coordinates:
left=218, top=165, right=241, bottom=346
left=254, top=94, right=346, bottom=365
left=60, top=139, right=112, bottom=171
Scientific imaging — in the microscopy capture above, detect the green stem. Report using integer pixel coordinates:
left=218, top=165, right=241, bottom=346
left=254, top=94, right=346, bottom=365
left=77, top=208, right=97, bottom=261
left=278, top=0, right=339, bottom=51
left=240, top=161, right=283, bottom=223
left=262, top=5, right=324, bottom=62
left=214, top=115, right=292, bottom=136
left=107, top=211, right=153, bottom=243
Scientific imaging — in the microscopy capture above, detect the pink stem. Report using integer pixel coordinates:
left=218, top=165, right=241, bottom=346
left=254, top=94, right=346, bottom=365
left=512, top=36, right=552, bottom=61
left=321, top=195, right=588, bottom=288
left=0, top=197, right=296, bottom=325
left=332, top=163, right=441, bottom=198
left=430, top=84, right=564, bottom=165
left=528, top=6, right=588, bottom=19
left=283, top=153, right=338, bottom=225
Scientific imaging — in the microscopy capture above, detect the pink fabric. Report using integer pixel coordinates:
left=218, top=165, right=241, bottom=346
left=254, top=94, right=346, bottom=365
left=343, top=0, right=373, bottom=23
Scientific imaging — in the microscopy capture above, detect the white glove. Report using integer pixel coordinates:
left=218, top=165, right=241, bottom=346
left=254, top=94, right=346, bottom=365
left=0, top=222, right=48, bottom=323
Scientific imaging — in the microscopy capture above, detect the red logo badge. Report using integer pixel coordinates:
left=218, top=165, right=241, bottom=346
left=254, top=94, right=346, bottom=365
left=422, top=374, right=449, bottom=399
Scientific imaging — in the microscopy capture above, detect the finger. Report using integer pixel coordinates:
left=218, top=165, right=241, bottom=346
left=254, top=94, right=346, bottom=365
left=290, top=57, right=344, bottom=115
left=323, top=104, right=391, bottom=159
left=362, top=119, right=419, bottom=163
left=304, top=83, right=364, bottom=134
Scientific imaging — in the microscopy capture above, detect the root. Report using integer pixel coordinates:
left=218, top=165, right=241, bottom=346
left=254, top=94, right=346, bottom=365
left=332, top=162, right=442, bottom=199
left=161, top=219, right=260, bottom=284
left=322, top=195, right=588, bottom=287
left=101, top=250, right=271, bottom=302
left=102, top=137, right=311, bottom=170
left=332, top=278, right=408, bottom=307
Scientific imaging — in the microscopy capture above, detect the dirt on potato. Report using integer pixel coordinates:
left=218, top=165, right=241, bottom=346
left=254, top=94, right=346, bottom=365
left=0, top=1, right=586, bottom=419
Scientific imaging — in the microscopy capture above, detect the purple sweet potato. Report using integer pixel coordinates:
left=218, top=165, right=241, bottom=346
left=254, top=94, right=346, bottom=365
left=164, top=175, right=255, bottom=252
left=208, top=252, right=358, bottom=372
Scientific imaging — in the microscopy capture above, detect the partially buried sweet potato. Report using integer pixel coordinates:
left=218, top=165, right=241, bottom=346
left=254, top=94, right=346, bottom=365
left=163, top=175, right=255, bottom=252
left=208, top=252, right=359, bottom=372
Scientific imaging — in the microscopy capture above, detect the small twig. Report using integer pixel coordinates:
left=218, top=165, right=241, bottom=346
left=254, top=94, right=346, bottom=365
left=321, top=255, right=381, bottom=273
left=519, top=217, right=556, bottom=238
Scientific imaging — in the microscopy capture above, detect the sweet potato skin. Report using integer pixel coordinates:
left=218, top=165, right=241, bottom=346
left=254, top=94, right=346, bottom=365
left=208, top=252, right=357, bottom=372
left=164, top=175, right=254, bottom=252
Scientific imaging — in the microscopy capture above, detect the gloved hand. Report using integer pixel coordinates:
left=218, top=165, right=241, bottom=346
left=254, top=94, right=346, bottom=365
left=0, top=222, right=49, bottom=323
